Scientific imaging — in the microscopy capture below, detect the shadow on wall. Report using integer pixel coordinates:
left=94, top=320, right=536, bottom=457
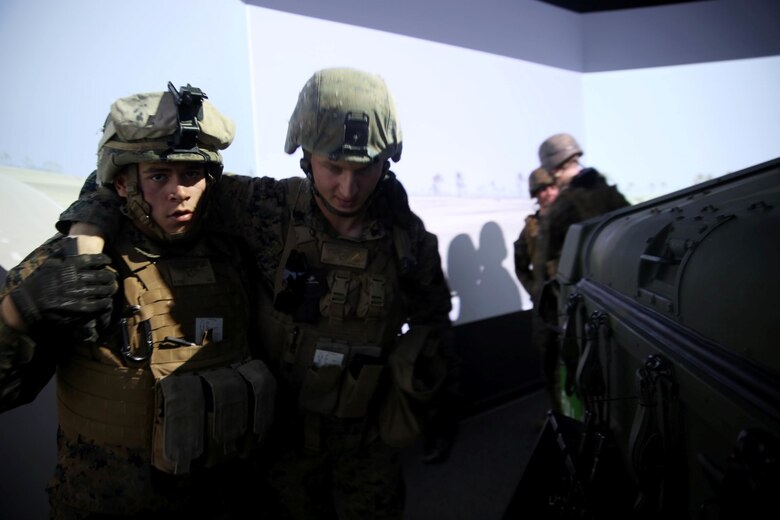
left=447, top=221, right=522, bottom=325
left=445, top=221, right=539, bottom=415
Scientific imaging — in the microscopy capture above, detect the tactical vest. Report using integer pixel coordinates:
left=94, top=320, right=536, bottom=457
left=522, top=212, right=545, bottom=298
left=56, top=229, right=275, bottom=474
left=257, top=180, right=407, bottom=422
left=524, top=213, right=540, bottom=265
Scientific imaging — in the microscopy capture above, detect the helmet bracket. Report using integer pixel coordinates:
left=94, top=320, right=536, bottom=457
left=331, top=112, right=369, bottom=160
left=166, top=82, right=207, bottom=154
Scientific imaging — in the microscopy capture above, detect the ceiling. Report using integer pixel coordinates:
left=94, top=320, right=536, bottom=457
left=537, top=0, right=710, bottom=13
left=242, top=0, right=779, bottom=72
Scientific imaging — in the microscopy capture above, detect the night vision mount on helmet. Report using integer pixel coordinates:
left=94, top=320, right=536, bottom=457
left=96, top=82, right=235, bottom=186
left=96, top=82, right=235, bottom=242
left=284, top=68, right=403, bottom=169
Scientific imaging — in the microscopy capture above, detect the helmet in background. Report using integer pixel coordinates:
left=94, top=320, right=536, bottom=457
left=538, top=133, right=583, bottom=173
left=528, top=167, right=555, bottom=198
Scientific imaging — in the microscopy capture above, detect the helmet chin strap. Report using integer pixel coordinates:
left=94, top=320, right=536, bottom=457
left=299, top=153, right=390, bottom=219
left=313, top=187, right=364, bottom=218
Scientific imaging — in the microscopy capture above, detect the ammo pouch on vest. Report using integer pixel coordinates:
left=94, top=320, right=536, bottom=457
left=379, top=326, right=448, bottom=448
left=298, top=339, right=385, bottom=419
left=151, top=359, right=276, bottom=474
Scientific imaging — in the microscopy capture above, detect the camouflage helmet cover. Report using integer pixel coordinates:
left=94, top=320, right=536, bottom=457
left=538, top=133, right=583, bottom=173
left=528, top=167, right=555, bottom=197
left=284, top=67, right=403, bottom=164
left=96, top=87, right=235, bottom=185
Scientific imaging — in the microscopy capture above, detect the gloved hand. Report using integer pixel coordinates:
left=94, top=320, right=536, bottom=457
left=9, top=238, right=117, bottom=339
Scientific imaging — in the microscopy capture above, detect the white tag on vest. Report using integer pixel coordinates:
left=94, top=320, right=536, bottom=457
left=196, top=317, right=224, bottom=343
left=313, top=349, right=345, bottom=368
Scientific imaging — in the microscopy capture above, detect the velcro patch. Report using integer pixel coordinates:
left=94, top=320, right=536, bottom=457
left=320, top=242, right=368, bottom=269
left=168, top=258, right=215, bottom=286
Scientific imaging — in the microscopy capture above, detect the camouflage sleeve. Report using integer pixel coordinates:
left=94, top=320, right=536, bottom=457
left=0, top=237, right=61, bottom=412
left=542, top=193, right=579, bottom=272
left=208, top=174, right=293, bottom=287
left=56, top=171, right=123, bottom=238
left=403, top=214, right=464, bottom=447
left=610, top=185, right=631, bottom=210
left=402, top=215, right=453, bottom=329
left=513, top=227, right=534, bottom=295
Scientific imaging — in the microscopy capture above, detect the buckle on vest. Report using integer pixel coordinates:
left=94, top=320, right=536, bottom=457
left=328, top=271, right=351, bottom=319
left=361, top=276, right=385, bottom=319
left=120, top=306, right=154, bottom=362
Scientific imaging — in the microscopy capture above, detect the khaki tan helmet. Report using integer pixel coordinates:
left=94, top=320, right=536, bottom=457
left=96, top=82, right=235, bottom=185
left=528, top=167, right=555, bottom=197
left=96, top=83, right=235, bottom=242
left=538, top=133, right=583, bottom=173
left=284, top=67, right=403, bottom=166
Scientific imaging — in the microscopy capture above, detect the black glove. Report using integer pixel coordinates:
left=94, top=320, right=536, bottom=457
left=10, top=238, right=117, bottom=337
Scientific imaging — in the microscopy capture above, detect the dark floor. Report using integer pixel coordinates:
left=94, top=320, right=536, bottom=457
left=0, top=386, right=549, bottom=519
left=403, top=388, right=552, bottom=520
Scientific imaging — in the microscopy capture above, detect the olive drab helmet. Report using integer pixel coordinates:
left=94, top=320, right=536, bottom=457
left=96, top=82, right=235, bottom=241
left=284, top=67, right=403, bottom=172
left=538, top=133, right=583, bottom=173
left=528, top=167, right=555, bottom=198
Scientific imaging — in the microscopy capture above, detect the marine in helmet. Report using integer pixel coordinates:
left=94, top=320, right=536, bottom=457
left=513, top=167, right=561, bottom=412
left=538, top=132, right=584, bottom=190
left=58, top=67, right=461, bottom=519
left=284, top=67, right=403, bottom=235
left=536, top=133, right=630, bottom=278
left=0, top=83, right=275, bottom=518
left=533, top=134, right=629, bottom=418
left=514, top=167, right=559, bottom=298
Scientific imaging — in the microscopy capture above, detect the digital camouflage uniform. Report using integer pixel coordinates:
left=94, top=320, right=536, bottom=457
left=1, top=85, right=275, bottom=519
left=538, top=167, right=630, bottom=277
left=514, top=210, right=562, bottom=413
left=58, top=68, right=460, bottom=520
left=514, top=212, right=542, bottom=299
left=536, top=167, right=629, bottom=416
left=59, top=169, right=457, bottom=520
left=0, top=229, right=268, bottom=520
left=218, top=172, right=457, bottom=518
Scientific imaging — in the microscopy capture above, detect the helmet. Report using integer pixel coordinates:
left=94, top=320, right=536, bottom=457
left=284, top=68, right=402, bottom=165
left=96, top=82, right=235, bottom=186
left=538, top=133, right=583, bottom=173
left=96, top=83, right=235, bottom=243
left=528, top=167, right=554, bottom=197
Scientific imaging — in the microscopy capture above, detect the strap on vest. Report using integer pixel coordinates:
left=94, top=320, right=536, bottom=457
left=237, top=359, right=277, bottom=437
left=358, top=276, right=385, bottom=319
left=202, top=367, right=249, bottom=463
left=327, top=270, right=351, bottom=320
left=152, top=373, right=205, bottom=474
